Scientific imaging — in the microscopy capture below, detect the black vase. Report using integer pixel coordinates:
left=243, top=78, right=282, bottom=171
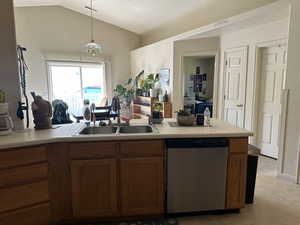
left=152, top=111, right=161, bottom=119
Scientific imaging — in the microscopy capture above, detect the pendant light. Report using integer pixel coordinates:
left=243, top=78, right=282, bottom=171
left=85, top=0, right=102, bottom=56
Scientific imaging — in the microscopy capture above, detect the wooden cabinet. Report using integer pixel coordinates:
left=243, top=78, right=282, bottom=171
left=120, top=157, right=164, bottom=216
left=0, top=146, right=47, bottom=170
left=226, top=138, right=248, bottom=209
left=71, top=159, right=118, bottom=218
left=120, top=140, right=164, bottom=158
left=0, top=163, right=48, bottom=188
left=0, top=137, right=249, bottom=224
left=0, top=146, right=50, bottom=225
left=119, top=140, right=165, bottom=216
left=0, top=203, right=51, bottom=225
left=0, top=181, right=49, bottom=213
left=70, top=142, right=117, bottom=160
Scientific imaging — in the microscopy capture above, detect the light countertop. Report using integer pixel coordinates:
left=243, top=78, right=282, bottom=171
left=0, top=119, right=253, bottom=150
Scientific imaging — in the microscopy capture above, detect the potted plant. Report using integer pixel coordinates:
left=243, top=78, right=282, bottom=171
left=146, top=74, right=160, bottom=97
left=175, top=109, right=195, bottom=126
left=115, top=82, right=135, bottom=105
left=151, top=102, right=163, bottom=124
left=114, top=78, right=136, bottom=122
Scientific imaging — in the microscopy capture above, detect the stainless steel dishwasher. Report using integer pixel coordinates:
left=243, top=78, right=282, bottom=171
left=166, top=138, right=228, bottom=213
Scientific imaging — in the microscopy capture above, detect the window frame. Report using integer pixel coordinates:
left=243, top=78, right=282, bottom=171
left=46, top=60, right=105, bottom=107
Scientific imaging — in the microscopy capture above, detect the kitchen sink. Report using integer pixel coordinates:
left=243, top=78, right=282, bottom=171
left=119, top=125, right=153, bottom=134
left=79, top=126, right=118, bottom=135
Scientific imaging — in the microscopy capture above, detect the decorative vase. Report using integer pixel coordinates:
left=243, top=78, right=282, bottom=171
left=177, top=114, right=195, bottom=126
left=149, top=89, right=154, bottom=97
left=150, top=88, right=158, bottom=98
left=136, top=89, right=143, bottom=96
left=120, top=97, right=132, bottom=122
left=152, top=111, right=163, bottom=124
left=152, top=111, right=161, bottom=119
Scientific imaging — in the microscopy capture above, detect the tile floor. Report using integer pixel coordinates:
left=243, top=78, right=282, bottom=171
left=178, top=156, right=300, bottom=225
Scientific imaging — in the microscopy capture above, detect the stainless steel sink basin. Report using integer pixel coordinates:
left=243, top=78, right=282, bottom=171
left=119, top=125, right=153, bottom=134
left=79, top=126, right=118, bottom=135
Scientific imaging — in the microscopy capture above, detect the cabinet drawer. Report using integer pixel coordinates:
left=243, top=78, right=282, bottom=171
left=0, top=146, right=47, bottom=170
left=0, top=203, right=51, bottom=225
left=0, top=163, right=48, bottom=188
left=120, top=140, right=164, bottom=158
left=229, top=138, right=248, bottom=154
left=70, top=142, right=117, bottom=159
left=0, top=181, right=49, bottom=213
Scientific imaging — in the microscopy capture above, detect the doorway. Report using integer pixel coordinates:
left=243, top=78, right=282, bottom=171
left=183, top=56, right=216, bottom=116
left=256, top=44, right=288, bottom=159
left=223, top=46, right=248, bottom=129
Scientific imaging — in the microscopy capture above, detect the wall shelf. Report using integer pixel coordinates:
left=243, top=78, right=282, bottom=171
left=133, top=96, right=172, bottom=119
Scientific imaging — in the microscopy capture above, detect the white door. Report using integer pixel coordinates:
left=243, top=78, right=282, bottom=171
left=223, top=47, right=248, bottom=128
left=257, top=45, right=287, bottom=159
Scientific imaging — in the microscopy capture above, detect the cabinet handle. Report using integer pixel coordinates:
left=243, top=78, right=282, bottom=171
left=236, top=104, right=244, bottom=108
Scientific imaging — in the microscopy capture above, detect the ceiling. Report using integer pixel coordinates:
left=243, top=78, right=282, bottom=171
left=14, top=0, right=213, bottom=34
left=183, top=0, right=290, bottom=40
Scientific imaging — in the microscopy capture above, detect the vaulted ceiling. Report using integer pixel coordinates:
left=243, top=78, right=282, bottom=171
left=14, top=0, right=217, bottom=34
left=14, top=0, right=279, bottom=45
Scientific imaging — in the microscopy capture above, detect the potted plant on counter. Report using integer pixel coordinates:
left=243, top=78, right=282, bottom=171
left=175, top=109, right=195, bottom=126
left=152, top=102, right=163, bottom=124
left=147, top=74, right=160, bottom=97
left=138, top=74, right=160, bottom=97
left=114, top=78, right=136, bottom=122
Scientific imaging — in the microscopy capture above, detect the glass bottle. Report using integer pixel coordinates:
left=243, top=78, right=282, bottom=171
left=204, top=107, right=211, bottom=127
left=83, top=99, right=91, bottom=126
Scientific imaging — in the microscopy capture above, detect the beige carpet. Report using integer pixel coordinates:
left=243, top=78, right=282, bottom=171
left=178, top=156, right=300, bottom=225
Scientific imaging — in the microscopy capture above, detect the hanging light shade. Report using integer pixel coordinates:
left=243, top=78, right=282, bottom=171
left=86, top=40, right=102, bottom=57
left=85, top=0, right=102, bottom=56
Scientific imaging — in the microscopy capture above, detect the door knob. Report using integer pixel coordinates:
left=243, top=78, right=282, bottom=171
left=236, top=104, right=244, bottom=107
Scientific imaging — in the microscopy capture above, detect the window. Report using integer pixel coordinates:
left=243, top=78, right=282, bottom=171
left=48, top=61, right=105, bottom=115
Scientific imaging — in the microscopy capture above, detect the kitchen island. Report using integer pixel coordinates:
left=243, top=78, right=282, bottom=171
left=0, top=119, right=252, bottom=225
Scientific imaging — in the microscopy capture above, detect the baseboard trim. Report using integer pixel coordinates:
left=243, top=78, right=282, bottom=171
left=277, top=173, right=297, bottom=184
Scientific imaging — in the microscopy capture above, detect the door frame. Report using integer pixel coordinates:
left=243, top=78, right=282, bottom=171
left=179, top=50, right=219, bottom=118
left=253, top=39, right=289, bottom=166
left=221, top=46, right=249, bottom=127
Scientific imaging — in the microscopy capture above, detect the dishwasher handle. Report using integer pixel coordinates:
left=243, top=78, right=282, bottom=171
left=166, top=138, right=229, bottom=148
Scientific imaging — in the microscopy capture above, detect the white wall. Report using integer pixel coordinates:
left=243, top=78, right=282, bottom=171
left=131, top=38, right=174, bottom=97
left=219, top=18, right=290, bottom=141
left=173, top=38, right=220, bottom=113
left=0, top=0, right=23, bottom=129
left=14, top=6, right=141, bottom=102
left=281, top=0, right=300, bottom=180
left=131, top=37, right=219, bottom=116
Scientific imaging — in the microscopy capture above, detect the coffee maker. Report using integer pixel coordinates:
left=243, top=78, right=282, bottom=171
left=0, top=103, right=14, bottom=136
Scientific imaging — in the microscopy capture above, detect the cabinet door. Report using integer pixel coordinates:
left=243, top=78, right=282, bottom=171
left=71, top=159, right=118, bottom=218
left=120, top=157, right=164, bottom=216
left=226, top=154, right=247, bottom=209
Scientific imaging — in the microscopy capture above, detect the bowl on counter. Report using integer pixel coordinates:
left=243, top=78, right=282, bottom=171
left=176, top=114, right=195, bottom=126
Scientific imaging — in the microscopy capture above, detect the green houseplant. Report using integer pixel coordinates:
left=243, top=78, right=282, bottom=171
left=114, top=78, right=136, bottom=107
left=138, top=74, right=160, bottom=97
left=146, top=74, right=159, bottom=97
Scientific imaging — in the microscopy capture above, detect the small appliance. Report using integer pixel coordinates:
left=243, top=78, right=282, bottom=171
left=0, top=103, right=14, bottom=136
